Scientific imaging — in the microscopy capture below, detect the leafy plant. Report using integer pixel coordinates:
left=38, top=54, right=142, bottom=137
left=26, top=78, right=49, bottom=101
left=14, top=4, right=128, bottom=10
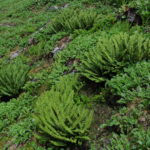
left=34, top=0, right=57, bottom=6
left=106, top=61, right=150, bottom=104
left=28, top=31, right=67, bottom=57
left=0, top=61, right=29, bottom=98
left=101, top=107, right=141, bottom=134
left=131, top=128, right=150, bottom=150
left=28, top=41, right=48, bottom=57
left=34, top=75, right=93, bottom=147
left=8, top=117, right=34, bottom=145
left=51, top=8, right=97, bottom=33
left=47, top=32, right=99, bottom=87
left=0, top=93, right=35, bottom=131
left=100, top=0, right=132, bottom=6
left=105, top=133, right=131, bottom=150
left=105, top=128, right=150, bottom=150
left=80, top=32, right=150, bottom=83
left=92, top=14, right=116, bottom=31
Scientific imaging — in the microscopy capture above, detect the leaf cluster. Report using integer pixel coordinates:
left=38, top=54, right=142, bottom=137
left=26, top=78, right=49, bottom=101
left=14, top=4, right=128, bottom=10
left=106, top=61, right=150, bottom=104
left=51, top=8, right=98, bottom=33
left=81, top=32, right=150, bottom=83
left=105, top=128, right=150, bottom=150
left=0, top=93, right=35, bottom=132
left=0, top=61, right=29, bottom=98
left=34, top=75, right=93, bottom=147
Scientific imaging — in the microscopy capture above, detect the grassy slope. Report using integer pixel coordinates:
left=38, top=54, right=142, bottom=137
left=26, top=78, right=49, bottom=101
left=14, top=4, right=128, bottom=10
left=0, top=0, right=55, bottom=149
left=0, top=0, right=150, bottom=149
left=0, top=0, right=54, bottom=57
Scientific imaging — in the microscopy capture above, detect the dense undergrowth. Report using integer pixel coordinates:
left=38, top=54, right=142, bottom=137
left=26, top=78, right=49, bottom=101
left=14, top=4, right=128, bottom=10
left=0, top=0, right=150, bottom=149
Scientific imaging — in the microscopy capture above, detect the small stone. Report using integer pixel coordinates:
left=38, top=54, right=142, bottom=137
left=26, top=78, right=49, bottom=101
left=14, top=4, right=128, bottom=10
left=28, top=38, right=37, bottom=45
left=65, top=58, right=80, bottom=66
left=48, top=6, right=59, bottom=11
left=9, top=144, right=18, bottom=150
left=61, top=4, right=69, bottom=9
left=51, top=36, right=71, bottom=56
left=10, top=51, right=20, bottom=59
left=139, top=117, right=146, bottom=122
left=51, top=47, right=61, bottom=55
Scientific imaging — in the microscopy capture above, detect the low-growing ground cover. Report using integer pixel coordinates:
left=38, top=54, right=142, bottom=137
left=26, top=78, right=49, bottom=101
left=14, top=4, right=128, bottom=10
left=0, top=0, right=150, bottom=149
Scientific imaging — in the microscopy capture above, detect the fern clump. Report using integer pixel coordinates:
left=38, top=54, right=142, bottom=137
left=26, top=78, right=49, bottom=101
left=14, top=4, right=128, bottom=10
left=0, top=61, right=29, bottom=98
left=106, top=61, right=150, bottom=104
left=51, top=8, right=97, bottom=33
left=34, top=75, right=93, bottom=147
left=81, top=33, right=150, bottom=83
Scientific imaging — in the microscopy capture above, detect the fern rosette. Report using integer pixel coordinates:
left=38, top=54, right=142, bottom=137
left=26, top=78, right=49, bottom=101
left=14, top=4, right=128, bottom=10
left=0, top=61, right=29, bottom=98
left=81, top=33, right=150, bottom=83
left=34, top=76, right=93, bottom=146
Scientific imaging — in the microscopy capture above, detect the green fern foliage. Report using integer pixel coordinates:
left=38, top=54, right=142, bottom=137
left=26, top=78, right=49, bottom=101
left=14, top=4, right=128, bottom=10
left=106, top=61, right=150, bottom=104
left=0, top=61, right=29, bottom=98
left=34, top=75, right=93, bottom=147
left=80, top=33, right=150, bottom=83
left=51, top=8, right=97, bottom=33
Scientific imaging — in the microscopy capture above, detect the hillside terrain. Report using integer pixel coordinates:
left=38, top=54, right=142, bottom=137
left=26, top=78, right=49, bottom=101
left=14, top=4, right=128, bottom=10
left=0, top=0, right=150, bottom=149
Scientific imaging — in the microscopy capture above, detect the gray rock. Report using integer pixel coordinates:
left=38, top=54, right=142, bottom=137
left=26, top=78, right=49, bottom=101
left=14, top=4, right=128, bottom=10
left=9, top=49, right=25, bottom=59
left=61, top=4, right=69, bottom=9
left=48, top=6, right=59, bottom=11
left=48, top=4, right=69, bottom=11
left=10, top=51, right=20, bottom=59
left=51, top=36, right=71, bottom=56
left=51, top=47, right=61, bottom=55
left=28, top=38, right=37, bottom=45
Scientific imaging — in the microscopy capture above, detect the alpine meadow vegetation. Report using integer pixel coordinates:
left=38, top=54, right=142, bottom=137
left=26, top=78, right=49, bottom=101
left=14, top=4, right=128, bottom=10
left=80, top=33, right=150, bottom=83
left=51, top=8, right=98, bottom=33
left=34, top=75, right=93, bottom=147
left=0, top=60, right=29, bottom=98
left=0, top=0, right=150, bottom=149
left=106, top=61, right=150, bottom=104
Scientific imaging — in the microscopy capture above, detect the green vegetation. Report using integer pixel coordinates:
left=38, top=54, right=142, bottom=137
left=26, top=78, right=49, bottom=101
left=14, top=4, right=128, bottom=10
left=0, top=93, right=34, bottom=126
left=106, top=61, right=150, bottom=104
left=105, top=128, right=150, bottom=150
left=0, top=60, right=29, bottom=98
left=34, top=75, right=93, bottom=147
left=81, top=33, right=150, bottom=83
left=8, top=117, right=34, bottom=145
left=0, top=0, right=150, bottom=149
left=51, top=8, right=98, bottom=33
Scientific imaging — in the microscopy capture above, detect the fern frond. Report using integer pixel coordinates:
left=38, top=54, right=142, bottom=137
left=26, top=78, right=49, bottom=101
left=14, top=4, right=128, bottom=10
left=80, top=33, right=150, bottom=83
left=34, top=75, right=93, bottom=146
